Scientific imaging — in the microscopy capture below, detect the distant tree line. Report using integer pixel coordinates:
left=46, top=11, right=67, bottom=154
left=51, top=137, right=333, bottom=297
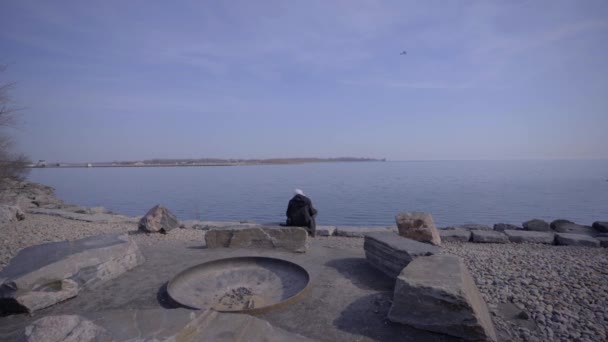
left=0, top=65, right=30, bottom=188
left=135, top=157, right=384, bottom=165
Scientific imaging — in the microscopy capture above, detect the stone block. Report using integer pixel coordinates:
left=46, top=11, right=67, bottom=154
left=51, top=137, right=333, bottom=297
left=439, top=229, right=471, bottom=242
left=204, top=226, right=308, bottom=253
left=388, top=255, right=497, bottom=341
left=551, top=220, right=596, bottom=236
left=180, top=220, right=259, bottom=230
left=493, top=223, right=521, bottom=232
left=504, top=230, right=555, bottom=244
left=555, top=233, right=600, bottom=247
left=450, top=224, right=493, bottom=231
left=0, top=234, right=145, bottom=315
left=334, top=226, right=395, bottom=237
left=471, top=230, right=509, bottom=243
left=364, top=232, right=440, bottom=279
left=523, top=219, right=550, bottom=231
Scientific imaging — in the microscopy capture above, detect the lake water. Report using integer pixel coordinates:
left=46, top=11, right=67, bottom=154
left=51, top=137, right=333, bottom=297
left=27, top=160, right=608, bottom=227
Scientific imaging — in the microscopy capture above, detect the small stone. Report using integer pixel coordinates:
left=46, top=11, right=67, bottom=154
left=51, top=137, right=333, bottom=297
left=517, top=311, right=530, bottom=320
left=592, top=221, right=608, bottom=233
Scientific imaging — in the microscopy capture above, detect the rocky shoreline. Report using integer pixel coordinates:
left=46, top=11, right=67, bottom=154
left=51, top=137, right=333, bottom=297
left=1, top=181, right=607, bottom=341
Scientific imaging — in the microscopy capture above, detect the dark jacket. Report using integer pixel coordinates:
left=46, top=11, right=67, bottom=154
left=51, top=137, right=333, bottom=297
left=286, top=194, right=317, bottom=230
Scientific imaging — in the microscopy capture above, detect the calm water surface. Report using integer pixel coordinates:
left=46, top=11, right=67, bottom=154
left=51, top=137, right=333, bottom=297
left=28, top=160, right=608, bottom=227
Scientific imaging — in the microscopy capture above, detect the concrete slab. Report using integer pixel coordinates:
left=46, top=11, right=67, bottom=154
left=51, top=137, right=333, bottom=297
left=0, top=239, right=460, bottom=342
left=21, top=315, right=112, bottom=342
left=88, top=308, right=315, bottom=341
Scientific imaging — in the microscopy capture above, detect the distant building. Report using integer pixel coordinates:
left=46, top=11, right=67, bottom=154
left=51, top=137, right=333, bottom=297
left=36, top=160, right=47, bottom=167
left=87, top=163, right=93, bottom=168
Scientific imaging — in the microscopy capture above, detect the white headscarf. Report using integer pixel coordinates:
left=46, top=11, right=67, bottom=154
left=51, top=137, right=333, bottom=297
left=294, top=188, right=305, bottom=196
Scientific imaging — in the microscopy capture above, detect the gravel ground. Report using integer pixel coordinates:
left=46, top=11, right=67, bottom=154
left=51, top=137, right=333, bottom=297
left=0, top=213, right=206, bottom=271
left=442, top=242, right=608, bottom=342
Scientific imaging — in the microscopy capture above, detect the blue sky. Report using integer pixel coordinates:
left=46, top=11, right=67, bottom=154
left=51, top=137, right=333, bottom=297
left=1, top=0, right=607, bottom=162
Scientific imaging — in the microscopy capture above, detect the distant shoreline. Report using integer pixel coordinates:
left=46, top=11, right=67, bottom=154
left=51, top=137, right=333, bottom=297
left=28, top=158, right=387, bottom=169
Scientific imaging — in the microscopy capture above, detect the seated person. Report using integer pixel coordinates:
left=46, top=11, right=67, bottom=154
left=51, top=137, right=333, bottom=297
left=286, top=189, right=318, bottom=237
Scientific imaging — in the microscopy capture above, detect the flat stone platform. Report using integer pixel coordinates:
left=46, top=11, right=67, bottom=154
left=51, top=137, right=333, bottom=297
left=0, top=237, right=457, bottom=342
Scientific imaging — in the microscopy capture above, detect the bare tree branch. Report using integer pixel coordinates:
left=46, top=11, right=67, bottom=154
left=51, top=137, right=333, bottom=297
left=0, top=65, right=30, bottom=186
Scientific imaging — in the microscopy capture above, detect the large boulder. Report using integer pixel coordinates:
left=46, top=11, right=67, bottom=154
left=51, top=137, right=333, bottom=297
left=0, top=234, right=145, bottom=315
left=439, top=228, right=471, bottom=242
left=493, top=223, right=521, bottom=232
left=555, top=233, right=600, bottom=247
left=0, top=204, right=25, bottom=223
left=388, top=255, right=497, bottom=341
left=22, top=315, right=112, bottom=342
left=592, top=221, right=608, bottom=233
left=550, top=220, right=596, bottom=236
left=364, top=232, right=440, bottom=279
left=471, top=230, right=509, bottom=243
left=205, top=226, right=308, bottom=253
left=523, top=219, right=550, bottom=231
left=395, top=212, right=441, bottom=246
left=138, top=205, right=179, bottom=233
left=597, top=237, right=608, bottom=248
left=504, top=230, right=555, bottom=244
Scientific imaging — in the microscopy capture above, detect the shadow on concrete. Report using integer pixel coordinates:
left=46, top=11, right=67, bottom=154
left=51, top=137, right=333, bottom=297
left=325, top=258, right=394, bottom=291
left=333, top=294, right=459, bottom=342
left=156, top=282, right=184, bottom=309
left=186, top=245, right=207, bottom=250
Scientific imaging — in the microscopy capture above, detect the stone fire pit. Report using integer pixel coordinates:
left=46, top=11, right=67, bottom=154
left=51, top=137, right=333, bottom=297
left=167, top=256, right=310, bottom=312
